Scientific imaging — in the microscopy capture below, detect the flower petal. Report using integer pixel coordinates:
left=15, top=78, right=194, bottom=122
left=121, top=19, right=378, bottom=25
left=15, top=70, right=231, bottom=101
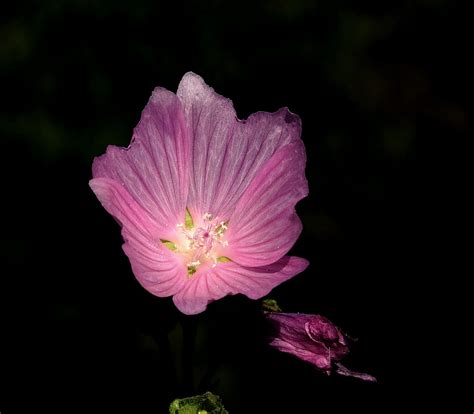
left=90, top=177, right=187, bottom=297
left=266, top=313, right=338, bottom=371
left=123, top=241, right=186, bottom=297
left=177, top=72, right=303, bottom=220
left=223, top=141, right=308, bottom=267
left=269, top=336, right=333, bottom=371
left=92, top=87, right=190, bottom=233
left=335, top=363, right=377, bottom=382
left=172, top=256, right=308, bottom=315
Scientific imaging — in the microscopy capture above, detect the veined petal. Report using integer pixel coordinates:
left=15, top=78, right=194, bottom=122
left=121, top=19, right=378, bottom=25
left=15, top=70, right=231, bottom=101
left=90, top=177, right=161, bottom=239
left=177, top=72, right=303, bottom=220
left=266, top=314, right=342, bottom=370
left=172, top=256, right=308, bottom=315
left=269, top=337, right=333, bottom=370
left=90, top=178, right=187, bottom=297
left=123, top=242, right=187, bottom=297
left=92, top=87, right=190, bottom=231
left=211, top=256, right=309, bottom=299
left=91, top=73, right=310, bottom=315
left=223, top=141, right=308, bottom=267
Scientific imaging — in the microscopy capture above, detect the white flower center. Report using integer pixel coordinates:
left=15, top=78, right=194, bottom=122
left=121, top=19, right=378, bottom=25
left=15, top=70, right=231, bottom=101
left=171, top=212, right=229, bottom=276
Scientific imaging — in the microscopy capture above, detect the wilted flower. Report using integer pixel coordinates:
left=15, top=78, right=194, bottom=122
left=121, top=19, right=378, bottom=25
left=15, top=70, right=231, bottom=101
left=266, top=312, right=376, bottom=382
left=90, top=72, right=308, bottom=314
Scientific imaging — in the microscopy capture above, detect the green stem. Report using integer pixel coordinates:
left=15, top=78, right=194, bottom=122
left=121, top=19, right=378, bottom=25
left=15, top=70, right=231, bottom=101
left=181, top=316, right=198, bottom=394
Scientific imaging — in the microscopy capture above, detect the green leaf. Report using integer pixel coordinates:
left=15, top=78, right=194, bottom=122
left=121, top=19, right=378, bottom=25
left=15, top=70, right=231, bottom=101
left=169, top=391, right=228, bottom=414
left=262, top=298, right=282, bottom=312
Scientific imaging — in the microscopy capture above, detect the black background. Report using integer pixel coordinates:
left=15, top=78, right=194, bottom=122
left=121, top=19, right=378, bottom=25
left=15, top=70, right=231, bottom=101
left=1, top=1, right=469, bottom=412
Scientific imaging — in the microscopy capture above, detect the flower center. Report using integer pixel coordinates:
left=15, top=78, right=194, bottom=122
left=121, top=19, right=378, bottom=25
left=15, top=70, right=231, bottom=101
left=162, top=211, right=230, bottom=276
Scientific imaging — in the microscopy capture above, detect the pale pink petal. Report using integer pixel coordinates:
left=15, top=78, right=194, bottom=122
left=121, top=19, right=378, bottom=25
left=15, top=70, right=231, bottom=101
left=123, top=242, right=187, bottom=297
left=172, top=256, right=308, bottom=315
left=176, top=72, right=303, bottom=220
left=222, top=141, right=308, bottom=267
left=89, top=177, right=160, bottom=240
left=92, top=87, right=190, bottom=232
left=89, top=178, right=187, bottom=297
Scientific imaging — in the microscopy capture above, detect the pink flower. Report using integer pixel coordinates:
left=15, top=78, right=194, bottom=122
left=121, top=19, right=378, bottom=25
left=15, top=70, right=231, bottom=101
left=89, top=73, right=309, bottom=315
left=266, top=312, right=377, bottom=382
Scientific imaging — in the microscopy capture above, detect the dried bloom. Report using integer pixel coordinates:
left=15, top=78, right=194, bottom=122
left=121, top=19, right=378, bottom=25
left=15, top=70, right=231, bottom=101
left=90, top=72, right=308, bottom=314
left=266, top=312, right=377, bottom=382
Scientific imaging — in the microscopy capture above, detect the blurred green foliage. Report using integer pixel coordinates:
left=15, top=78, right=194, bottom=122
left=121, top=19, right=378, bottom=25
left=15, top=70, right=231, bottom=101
left=1, top=0, right=467, bottom=165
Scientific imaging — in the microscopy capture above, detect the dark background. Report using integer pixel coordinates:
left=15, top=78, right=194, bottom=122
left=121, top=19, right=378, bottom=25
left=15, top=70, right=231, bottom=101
left=1, top=1, right=469, bottom=412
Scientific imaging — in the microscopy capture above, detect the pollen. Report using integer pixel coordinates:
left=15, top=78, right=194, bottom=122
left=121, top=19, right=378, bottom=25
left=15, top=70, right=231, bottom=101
left=164, top=211, right=231, bottom=276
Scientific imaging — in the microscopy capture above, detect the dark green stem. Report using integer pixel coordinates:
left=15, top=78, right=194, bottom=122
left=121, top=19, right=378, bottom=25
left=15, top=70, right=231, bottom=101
left=181, top=316, right=198, bottom=394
